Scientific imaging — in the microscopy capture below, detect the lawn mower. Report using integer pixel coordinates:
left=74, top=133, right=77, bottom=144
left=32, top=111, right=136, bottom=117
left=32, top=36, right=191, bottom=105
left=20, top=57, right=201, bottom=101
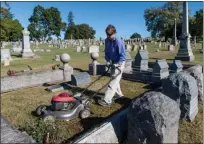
left=35, top=64, right=121, bottom=122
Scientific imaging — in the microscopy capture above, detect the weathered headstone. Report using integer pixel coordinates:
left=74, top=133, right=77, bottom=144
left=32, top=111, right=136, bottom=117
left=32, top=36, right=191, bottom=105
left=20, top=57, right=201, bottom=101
left=185, top=65, right=203, bottom=102
left=71, top=72, right=91, bottom=86
left=127, top=91, right=180, bottom=144
left=151, top=59, right=169, bottom=84
left=170, top=60, right=183, bottom=73
left=175, top=2, right=195, bottom=61
left=162, top=72, right=198, bottom=121
left=20, top=29, right=35, bottom=58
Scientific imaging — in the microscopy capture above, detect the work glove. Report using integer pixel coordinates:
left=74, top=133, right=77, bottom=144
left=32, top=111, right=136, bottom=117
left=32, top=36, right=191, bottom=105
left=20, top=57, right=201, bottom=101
left=106, top=62, right=111, bottom=67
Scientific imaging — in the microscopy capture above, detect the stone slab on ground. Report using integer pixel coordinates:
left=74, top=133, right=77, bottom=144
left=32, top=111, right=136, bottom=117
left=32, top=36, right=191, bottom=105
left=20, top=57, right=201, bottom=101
left=1, top=70, right=65, bottom=93
left=72, top=109, right=128, bottom=143
left=1, top=114, right=36, bottom=143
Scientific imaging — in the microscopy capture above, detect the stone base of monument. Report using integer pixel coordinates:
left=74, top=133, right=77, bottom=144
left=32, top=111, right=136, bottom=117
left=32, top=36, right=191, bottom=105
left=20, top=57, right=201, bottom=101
left=72, top=109, right=128, bottom=143
left=175, top=55, right=195, bottom=62
left=21, top=52, right=35, bottom=58
left=122, top=69, right=152, bottom=83
left=175, top=48, right=195, bottom=62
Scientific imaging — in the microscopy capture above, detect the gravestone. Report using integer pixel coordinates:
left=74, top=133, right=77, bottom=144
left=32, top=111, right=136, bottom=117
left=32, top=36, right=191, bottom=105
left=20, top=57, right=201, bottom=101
left=200, top=42, right=203, bottom=53
left=11, top=44, right=21, bottom=52
left=175, top=2, right=195, bottom=61
left=170, top=60, right=183, bottom=73
left=171, top=18, right=178, bottom=46
left=151, top=59, right=169, bottom=84
left=1, top=49, right=12, bottom=62
left=4, top=59, right=10, bottom=66
left=127, top=91, right=180, bottom=144
left=125, top=44, right=132, bottom=52
left=158, top=42, right=162, bottom=48
left=132, top=50, right=149, bottom=72
left=168, top=44, right=175, bottom=51
left=55, top=55, right=60, bottom=61
left=185, top=65, right=203, bottom=102
left=124, top=50, right=132, bottom=72
left=89, top=45, right=99, bottom=53
left=76, top=46, right=81, bottom=52
left=71, top=72, right=91, bottom=86
left=45, top=49, right=51, bottom=52
left=82, top=46, right=87, bottom=52
left=143, top=45, right=147, bottom=50
left=162, top=72, right=198, bottom=121
left=132, top=44, right=138, bottom=51
left=20, top=29, right=35, bottom=58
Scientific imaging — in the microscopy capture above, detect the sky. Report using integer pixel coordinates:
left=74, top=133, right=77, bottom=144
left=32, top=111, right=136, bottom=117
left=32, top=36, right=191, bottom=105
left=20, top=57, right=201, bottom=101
left=7, top=1, right=203, bottom=39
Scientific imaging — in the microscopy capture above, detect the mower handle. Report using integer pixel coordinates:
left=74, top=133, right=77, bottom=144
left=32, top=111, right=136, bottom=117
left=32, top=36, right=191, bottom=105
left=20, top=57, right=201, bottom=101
left=83, top=65, right=122, bottom=106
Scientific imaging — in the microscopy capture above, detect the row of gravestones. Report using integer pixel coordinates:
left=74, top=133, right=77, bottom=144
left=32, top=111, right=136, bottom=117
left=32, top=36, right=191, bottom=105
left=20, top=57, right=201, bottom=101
left=126, top=64, right=203, bottom=143
left=132, top=50, right=184, bottom=84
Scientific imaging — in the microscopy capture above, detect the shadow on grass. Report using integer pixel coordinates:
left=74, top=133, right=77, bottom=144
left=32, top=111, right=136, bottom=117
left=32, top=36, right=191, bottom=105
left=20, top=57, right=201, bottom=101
left=150, top=57, right=175, bottom=61
left=63, top=98, right=131, bottom=144
left=73, top=68, right=89, bottom=73
left=11, top=54, right=21, bottom=58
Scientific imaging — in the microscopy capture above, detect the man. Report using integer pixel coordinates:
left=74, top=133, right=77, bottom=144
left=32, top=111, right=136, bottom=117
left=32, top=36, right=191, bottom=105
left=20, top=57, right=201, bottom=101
left=98, top=24, right=126, bottom=107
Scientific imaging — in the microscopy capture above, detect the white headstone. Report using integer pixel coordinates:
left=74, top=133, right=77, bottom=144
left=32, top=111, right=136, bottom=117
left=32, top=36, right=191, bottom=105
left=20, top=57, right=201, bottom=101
left=89, top=45, right=99, bottom=53
left=21, top=29, right=35, bottom=57
left=1, top=49, right=12, bottom=62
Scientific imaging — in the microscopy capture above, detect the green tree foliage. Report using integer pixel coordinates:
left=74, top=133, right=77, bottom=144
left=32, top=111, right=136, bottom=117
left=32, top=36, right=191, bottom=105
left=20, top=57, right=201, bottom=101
left=67, top=11, right=75, bottom=28
left=64, top=11, right=75, bottom=39
left=0, top=2, right=23, bottom=41
left=144, top=2, right=203, bottom=40
left=130, top=32, right=141, bottom=39
left=144, top=2, right=183, bottom=40
left=189, top=9, right=203, bottom=37
left=28, top=5, right=66, bottom=40
left=65, top=24, right=96, bottom=39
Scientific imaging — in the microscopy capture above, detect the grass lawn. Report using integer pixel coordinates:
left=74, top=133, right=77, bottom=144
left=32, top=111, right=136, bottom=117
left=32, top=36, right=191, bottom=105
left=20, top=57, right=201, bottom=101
left=1, top=43, right=203, bottom=143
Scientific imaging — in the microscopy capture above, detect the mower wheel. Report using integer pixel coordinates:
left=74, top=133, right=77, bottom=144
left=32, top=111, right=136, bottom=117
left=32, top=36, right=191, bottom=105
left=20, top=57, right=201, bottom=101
left=36, top=105, right=47, bottom=116
left=80, top=109, right=91, bottom=119
left=43, top=115, right=55, bottom=123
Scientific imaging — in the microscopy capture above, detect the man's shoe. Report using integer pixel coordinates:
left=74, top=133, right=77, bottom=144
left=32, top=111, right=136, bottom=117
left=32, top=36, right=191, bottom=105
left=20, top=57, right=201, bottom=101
left=98, top=99, right=111, bottom=107
left=113, top=94, right=124, bottom=100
